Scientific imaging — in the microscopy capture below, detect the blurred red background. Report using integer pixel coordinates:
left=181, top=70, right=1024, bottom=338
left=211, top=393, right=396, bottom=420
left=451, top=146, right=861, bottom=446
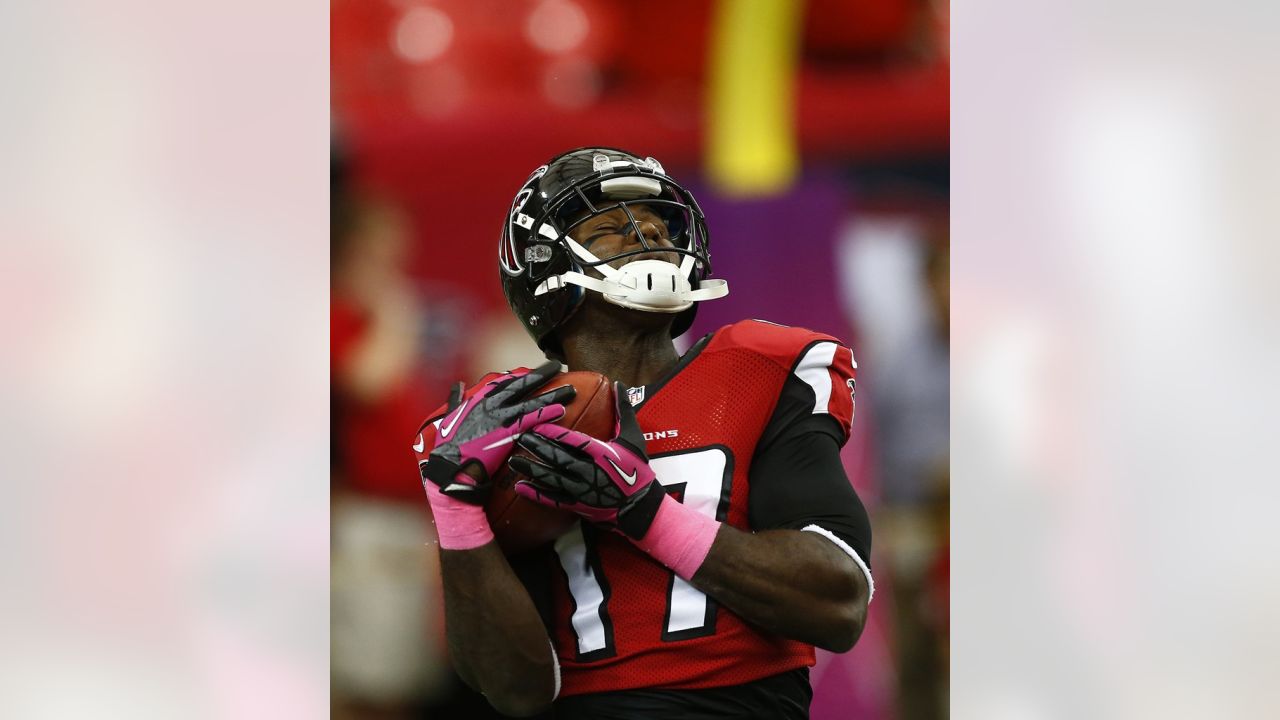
left=332, top=0, right=946, bottom=309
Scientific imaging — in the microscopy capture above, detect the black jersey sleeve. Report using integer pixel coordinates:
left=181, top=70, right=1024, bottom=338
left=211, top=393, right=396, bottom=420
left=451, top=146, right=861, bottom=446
left=748, top=372, right=872, bottom=573
left=748, top=417, right=872, bottom=569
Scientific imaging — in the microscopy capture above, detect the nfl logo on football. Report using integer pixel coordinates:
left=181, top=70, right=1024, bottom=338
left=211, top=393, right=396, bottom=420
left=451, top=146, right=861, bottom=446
left=627, top=386, right=646, bottom=407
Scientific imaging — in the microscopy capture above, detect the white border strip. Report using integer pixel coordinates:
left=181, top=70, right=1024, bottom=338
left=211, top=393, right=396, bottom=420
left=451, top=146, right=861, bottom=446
left=794, top=342, right=838, bottom=415
left=802, top=524, right=875, bottom=604
left=549, top=639, right=562, bottom=700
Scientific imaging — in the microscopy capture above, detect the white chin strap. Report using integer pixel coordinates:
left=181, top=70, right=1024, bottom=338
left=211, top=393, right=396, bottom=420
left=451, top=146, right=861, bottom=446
left=533, top=238, right=729, bottom=313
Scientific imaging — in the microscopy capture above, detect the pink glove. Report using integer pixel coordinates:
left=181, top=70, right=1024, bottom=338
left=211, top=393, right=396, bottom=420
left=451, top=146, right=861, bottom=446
left=416, top=361, right=573, bottom=550
left=420, top=360, right=573, bottom=504
left=510, top=382, right=721, bottom=578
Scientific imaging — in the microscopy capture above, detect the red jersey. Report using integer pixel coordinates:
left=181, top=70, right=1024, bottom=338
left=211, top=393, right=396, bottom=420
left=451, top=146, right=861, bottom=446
left=549, top=319, right=856, bottom=696
left=412, top=319, right=859, bottom=697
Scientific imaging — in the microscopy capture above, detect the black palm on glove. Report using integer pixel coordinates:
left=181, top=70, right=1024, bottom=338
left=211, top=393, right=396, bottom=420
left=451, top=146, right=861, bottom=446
left=509, top=382, right=665, bottom=539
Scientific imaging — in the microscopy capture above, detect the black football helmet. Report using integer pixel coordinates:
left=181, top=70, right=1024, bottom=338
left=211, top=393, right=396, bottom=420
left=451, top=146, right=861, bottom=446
left=499, top=147, right=728, bottom=358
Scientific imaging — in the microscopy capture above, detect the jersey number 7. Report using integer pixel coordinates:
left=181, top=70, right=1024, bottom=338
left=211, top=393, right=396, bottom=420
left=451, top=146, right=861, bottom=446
left=553, top=447, right=731, bottom=660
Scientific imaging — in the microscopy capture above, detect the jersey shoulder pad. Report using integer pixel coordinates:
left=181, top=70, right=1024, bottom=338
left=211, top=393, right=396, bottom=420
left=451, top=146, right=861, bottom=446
left=714, top=319, right=849, bottom=369
left=716, top=320, right=858, bottom=442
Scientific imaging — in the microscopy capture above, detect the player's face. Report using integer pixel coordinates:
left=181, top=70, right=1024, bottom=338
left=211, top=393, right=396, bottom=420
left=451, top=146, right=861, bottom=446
left=568, top=203, right=679, bottom=270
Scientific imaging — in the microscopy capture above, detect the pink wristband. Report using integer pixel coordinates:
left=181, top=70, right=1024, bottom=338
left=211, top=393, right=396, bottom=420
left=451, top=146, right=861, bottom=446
left=424, top=480, right=494, bottom=550
left=632, top=494, right=721, bottom=579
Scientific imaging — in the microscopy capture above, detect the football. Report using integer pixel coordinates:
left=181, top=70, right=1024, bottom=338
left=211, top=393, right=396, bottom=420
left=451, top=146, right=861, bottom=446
left=487, top=371, right=616, bottom=554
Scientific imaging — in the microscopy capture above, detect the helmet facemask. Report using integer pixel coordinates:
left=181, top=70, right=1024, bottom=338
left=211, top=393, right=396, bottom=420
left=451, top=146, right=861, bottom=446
left=522, top=159, right=728, bottom=315
left=499, top=148, right=729, bottom=359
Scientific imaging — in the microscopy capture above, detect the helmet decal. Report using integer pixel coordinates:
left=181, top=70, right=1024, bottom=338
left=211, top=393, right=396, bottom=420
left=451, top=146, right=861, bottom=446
left=501, top=165, right=547, bottom=276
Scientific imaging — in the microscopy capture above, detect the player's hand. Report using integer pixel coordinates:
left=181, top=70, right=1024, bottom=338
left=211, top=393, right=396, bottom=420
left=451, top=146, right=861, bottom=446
left=420, top=360, right=575, bottom=505
left=510, top=382, right=665, bottom=539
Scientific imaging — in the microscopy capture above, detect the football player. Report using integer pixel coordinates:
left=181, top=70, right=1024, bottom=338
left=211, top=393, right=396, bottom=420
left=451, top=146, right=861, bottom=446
left=413, top=148, right=872, bottom=718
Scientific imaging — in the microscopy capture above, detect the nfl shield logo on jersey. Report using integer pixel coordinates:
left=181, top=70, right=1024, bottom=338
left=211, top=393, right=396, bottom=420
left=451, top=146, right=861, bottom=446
left=627, top=385, right=646, bottom=407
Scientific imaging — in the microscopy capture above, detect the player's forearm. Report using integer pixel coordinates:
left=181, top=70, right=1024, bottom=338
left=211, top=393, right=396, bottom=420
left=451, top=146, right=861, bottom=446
left=629, top=494, right=868, bottom=652
left=689, top=525, right=868, bottom=652
left=439, top=543, right=556, bottom=716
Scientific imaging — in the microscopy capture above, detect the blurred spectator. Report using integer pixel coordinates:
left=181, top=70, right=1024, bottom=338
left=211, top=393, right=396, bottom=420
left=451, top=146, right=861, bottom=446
left=842, top=208, right=949, bottom=720
left=330, top=160, right=453, bottom=716
left=845, top=214, right=948, bottom=507
left=331, top=191, right=429, bottom=500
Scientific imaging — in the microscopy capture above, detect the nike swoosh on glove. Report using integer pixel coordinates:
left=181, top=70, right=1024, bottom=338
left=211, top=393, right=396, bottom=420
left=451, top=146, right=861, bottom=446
left=421, top=360, right=575, bottom=504
left=510, top=381, right=666, bottom=540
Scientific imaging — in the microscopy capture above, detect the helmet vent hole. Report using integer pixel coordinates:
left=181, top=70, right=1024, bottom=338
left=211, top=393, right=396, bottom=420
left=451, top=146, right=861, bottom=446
left=646, top=274, right=653, bottom=290
left=671, top=276, right=676, bottom=291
